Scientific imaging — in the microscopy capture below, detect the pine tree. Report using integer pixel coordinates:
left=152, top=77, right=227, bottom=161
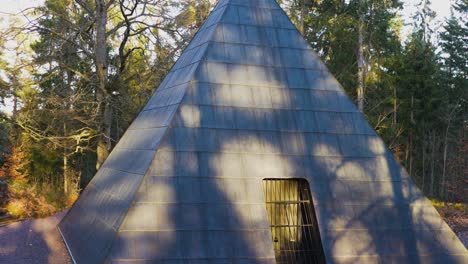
left=396, top=28, right=442, bottom=194
left=440, top=0, right=468, bottom=100
left=288, top=0, right=402, bottom=113
left=0, top=142, right=29, bottom=181
left=438, top=0, right=468, bottom=200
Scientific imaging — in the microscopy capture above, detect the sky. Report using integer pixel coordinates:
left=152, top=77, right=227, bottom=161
left=0, top=0, right=454, bottom=31
left=0, top=0, right=456, bottom=113
left=0, top=0, right=454, bottom=51
left=0, top=0, right=42, bottom=16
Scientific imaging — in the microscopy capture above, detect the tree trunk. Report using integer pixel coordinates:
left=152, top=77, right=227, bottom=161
left=430, top=132, right=435, bottom=196
left=64, top=152, right=69, bottom=194
left=300, top=0, right=305, bottom=34
left=357, top=2, right=365, bottom=112
left=441, top=118, right=451, bottom=200
left=95, top=0, right=111, bottom=170
left=12, top=93, right=17, bottom=119
left=408, top=95, right=414, bottom=177
left=422, top=135, right=425, bottom=193
left=12, top=74, right=18, bottom=119
left=63, top=121, right=69, bottom=194
left=393, top=86, right=397, bottom=125
left=409, top=133, right=413, bottom=177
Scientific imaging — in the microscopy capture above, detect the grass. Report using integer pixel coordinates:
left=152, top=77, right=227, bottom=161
left=430, top=198, right=467, bottom=212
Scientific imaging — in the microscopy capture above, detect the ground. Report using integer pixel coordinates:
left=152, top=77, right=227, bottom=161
left=434, top=203, right=468, bottom=247
left=0, top=211, right=72, bottom=264
left=0, top=206, right=466, bottom=264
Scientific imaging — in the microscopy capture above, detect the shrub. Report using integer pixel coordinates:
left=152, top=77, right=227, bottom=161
left=6, top=198, right=28, bottom=218
left=5, top=179, right=56, bottom=219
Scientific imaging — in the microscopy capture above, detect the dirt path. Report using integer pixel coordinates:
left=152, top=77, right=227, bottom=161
left=0, top=211, right=71, bottom=264
left=458, top=231, right=468, bottom=249
left=0, top=209, right=465, bottom=264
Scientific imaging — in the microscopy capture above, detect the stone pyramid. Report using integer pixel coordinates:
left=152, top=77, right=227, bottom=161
left=58, top=0, right=468, bottom=263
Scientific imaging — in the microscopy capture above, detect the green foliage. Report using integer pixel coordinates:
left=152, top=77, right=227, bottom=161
left=1, top=0, right=466, bottom=218
left=440, top=1, right=468, bottom=121
left=286, top=0, right=466, bottom=201
left=288, top=0, right=402, bottom=100
left=5, top=178, right=57, bottom=218
left=397, top=32, right=441, bottom=126
left=0, top=0, right=216, bottom=217
left=0, top=121, right=11, bottom=165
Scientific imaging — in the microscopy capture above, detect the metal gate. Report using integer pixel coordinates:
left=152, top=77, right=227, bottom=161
left=262, top=179, right=325, bottom=264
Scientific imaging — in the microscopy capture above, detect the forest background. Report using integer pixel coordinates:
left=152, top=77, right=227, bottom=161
left=0, top=0, right=466, bottom=225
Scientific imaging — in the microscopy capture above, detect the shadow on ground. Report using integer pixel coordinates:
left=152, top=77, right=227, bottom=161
left=0, top=210, right=71, bottom=264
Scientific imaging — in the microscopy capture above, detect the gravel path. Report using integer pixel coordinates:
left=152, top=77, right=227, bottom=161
left=0, top=211, right=72, bottom=264
left=0, top=210, right=466, bottom=264
left=458, top=231, right=468, bottom=249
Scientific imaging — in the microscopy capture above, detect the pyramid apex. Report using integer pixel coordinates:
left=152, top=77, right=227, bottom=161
left=216, top=0, right=281, bottom=9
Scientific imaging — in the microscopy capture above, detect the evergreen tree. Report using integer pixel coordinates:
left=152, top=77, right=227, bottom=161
left=0, top=0, right=218, bottom=205
left=397, top=30, right=442, bottom=190
left=440, top=0, right=467, bottom=108
left=437, top=0, right=468, bottom=200
left=286, top=0, right=402, bottom=113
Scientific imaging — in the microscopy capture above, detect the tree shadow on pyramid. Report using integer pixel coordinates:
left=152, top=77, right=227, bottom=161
left=104, top=62, right=467, bottom=263
left=58, top=0, right=467, bottom=263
